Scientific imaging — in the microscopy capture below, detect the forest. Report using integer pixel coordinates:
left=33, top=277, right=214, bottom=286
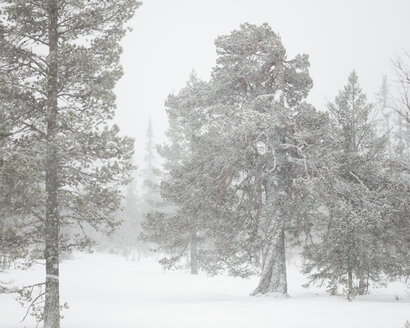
left=0, top=1, right=409, bottom=328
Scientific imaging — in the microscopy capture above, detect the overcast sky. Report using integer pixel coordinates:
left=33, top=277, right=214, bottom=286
left=114, top=0, right=410, bottom=168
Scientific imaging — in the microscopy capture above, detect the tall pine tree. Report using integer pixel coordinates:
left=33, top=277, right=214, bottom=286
left=0, top=1, right=140, bottom=326
left=144, top=24, right=326, bottom=294
left=208, top=23, right=321, bottom=295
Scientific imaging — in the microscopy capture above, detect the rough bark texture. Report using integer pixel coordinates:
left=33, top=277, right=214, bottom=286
left=190, top=225, right=198, bottom=275
left=251, top=176, right=288, bottom=296
left=251, top=225, right=287, bottom=295
left=44, top=1, right=60, bottom=327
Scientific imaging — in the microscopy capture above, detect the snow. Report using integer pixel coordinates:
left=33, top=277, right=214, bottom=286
left=1, top=253, right=409, bottom=328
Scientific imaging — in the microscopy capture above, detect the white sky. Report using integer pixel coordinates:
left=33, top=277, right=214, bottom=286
left=114, top=0, right=410, bottom=168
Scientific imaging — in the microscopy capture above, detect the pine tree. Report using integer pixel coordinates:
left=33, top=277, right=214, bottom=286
left=144, top=24, right=325, bottom=293
left=207, top=23, right=322, bottom=295
left=0, top=1, right=140, bottom=326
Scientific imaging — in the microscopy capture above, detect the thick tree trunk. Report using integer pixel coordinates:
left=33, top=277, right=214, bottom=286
left=44, top=1, right=60, bottom=327
left=251, top=179, right=288, bottom=296
left=190, top=224, right=198, bottom=275
left=357, top=272, right=369, bottom=295
left=251, top=225, right=287, bottom=296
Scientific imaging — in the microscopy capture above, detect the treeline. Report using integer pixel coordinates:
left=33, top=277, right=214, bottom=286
left=141, top=23, right=410, bottom=300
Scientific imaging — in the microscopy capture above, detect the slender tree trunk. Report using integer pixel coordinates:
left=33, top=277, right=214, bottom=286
left=44, top=1, right=60, bottom=327
left=190, top=224, right=198, bottom=275
left=347, top=267, right=353, bottom=301
left=251, top=179, right=287, bottom=296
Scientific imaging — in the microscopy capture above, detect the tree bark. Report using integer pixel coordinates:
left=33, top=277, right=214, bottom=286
left=251, top=179, right=288, bottom=296
left=357, top=273, right=369, bottom=295
left=190, top=224, right=198, bottom=275
left=44, top=1, right=60, bottom=327
left=251, top=225, right=287, bottom=296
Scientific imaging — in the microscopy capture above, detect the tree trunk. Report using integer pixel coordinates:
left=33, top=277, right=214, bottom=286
left=190, top=224, right=198, bottom=275
left=251, top=179, right=287, bottom=296
left=44, top=1, right=60, bottom=327
left=251, top=225, right=287, bottom=296
left=347, top=268, right=353, bottom=301
left=357, top=272, right=369, bottom=295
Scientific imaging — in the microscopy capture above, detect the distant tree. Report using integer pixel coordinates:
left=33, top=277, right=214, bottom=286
left=111, top=120, right=168, bottom=259
left=0, top=1, right=140, bottom=326
left=140, top=119, right=164, bottom=212
left=105, top=175, right=143, bottom=258
left=141, top=75, right=211, bottom=275
left=375, top=76, right=393, bottom=138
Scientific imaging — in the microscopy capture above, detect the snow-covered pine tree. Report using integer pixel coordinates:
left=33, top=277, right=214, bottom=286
left=301, top=72, right=410, bottom=299
left=0, top=1, right=140, bottom=326
left=192, top=97, right=328, bottom=283
left=207, top=23, right=325, bottom=296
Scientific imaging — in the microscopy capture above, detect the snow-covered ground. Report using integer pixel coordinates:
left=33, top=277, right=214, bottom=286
left=0, top=252, right=409, bottom=328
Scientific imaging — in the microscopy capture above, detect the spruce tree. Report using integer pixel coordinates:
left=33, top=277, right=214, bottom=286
left=140, top=119, right=163, bottom=212
left=141, top=74, right=212, bottom=274
left=106, top=174, right=142, bottom=258
left=301, top=72, right=410, bottom=299
left=0, top=1, right=140, bottom=326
